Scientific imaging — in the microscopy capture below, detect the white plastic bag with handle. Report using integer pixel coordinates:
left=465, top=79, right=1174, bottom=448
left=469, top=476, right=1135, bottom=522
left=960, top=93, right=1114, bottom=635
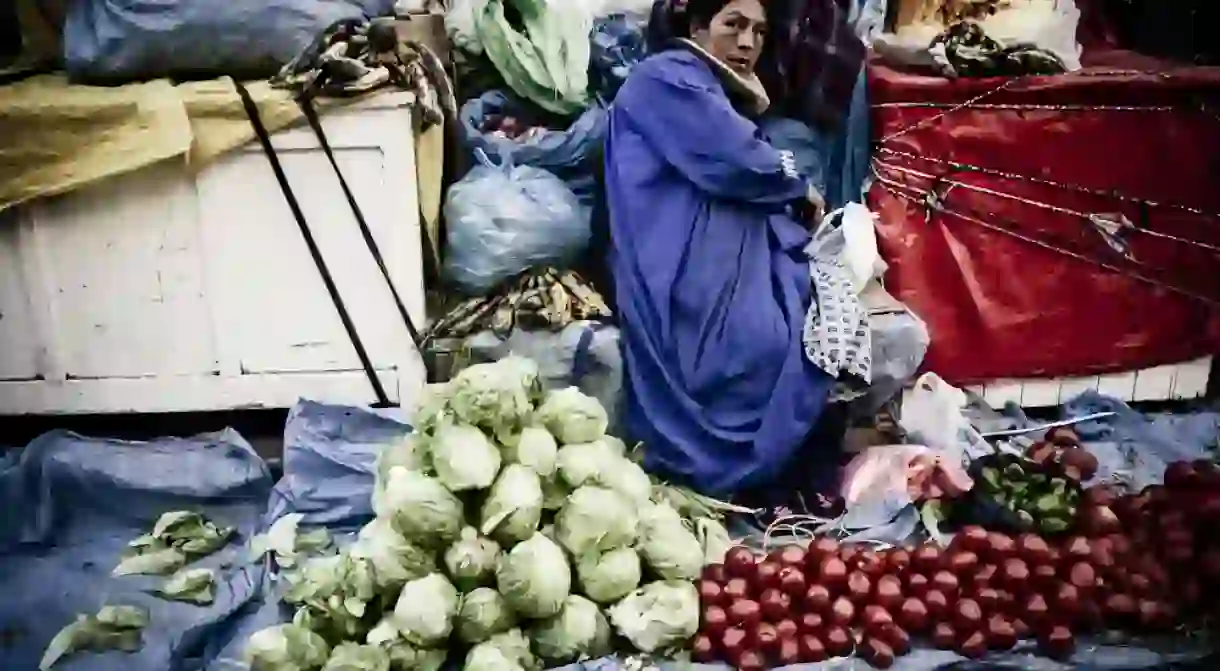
left=899, top=372, right=993, bottom=463
left=808, top=202, right=888, bottom=294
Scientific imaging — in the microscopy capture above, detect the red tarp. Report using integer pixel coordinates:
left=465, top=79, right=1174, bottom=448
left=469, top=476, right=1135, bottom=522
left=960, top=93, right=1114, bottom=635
left=867, top=53, right=1220, bottom=385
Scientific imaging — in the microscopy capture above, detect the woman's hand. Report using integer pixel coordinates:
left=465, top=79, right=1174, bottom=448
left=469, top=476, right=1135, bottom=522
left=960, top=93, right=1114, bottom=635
left=803, top=184, right=826, bottom=229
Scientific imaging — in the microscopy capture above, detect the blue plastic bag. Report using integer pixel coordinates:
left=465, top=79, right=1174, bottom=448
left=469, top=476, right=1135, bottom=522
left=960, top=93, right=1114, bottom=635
left=590, top=14, right=648, bottom=101
left=459, top=90, right=608, bottom=205
left=443, top=150, right=590, bottom=295
left=0, top=429, right=273, bottom=671
left=63, top=0, right=394, bottom=81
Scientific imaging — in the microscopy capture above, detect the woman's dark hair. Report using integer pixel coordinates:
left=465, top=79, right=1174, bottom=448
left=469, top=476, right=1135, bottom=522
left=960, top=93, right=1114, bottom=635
left=646, top=0, right=775, bottom=52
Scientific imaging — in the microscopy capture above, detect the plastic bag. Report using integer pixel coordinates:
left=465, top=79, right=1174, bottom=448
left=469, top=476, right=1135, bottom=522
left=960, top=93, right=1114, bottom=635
left=851, top=297, right=930, bottom=418
left=899, top=373, right=993, bottom=462
left=589, top=14, right=648, bottom=100
left=446, top=0, right=487, bottom=54
left=807, top=202, right=887, bottom=294
left=459, top=90, right=608, bottom=205
left=443, top=151, right=589, bottom=295
left=475, top=0, right=592, bottom=115
left=63, top=0, right=393, bottom=82
left=840, top=445, right=975, bottom=531
left=851, top=0, right=889, bottom=44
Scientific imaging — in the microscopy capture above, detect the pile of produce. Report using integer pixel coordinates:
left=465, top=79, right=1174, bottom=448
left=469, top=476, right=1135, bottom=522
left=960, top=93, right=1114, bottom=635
left=479, top=114, right=547, bottom=142
left=949, top=427, right=1098, bottom=536
left=1077, top=458, right=1220, bottom=624
left=242, top=356, right=731, bottom=671
left=1025, top=427, right=1100, bottom=483
left=694, top=519, right=1189, bottom=670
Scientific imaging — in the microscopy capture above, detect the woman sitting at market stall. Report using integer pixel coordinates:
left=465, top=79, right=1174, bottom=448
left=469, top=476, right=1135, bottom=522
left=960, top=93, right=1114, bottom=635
left=604, top=0, right=850, bottom=509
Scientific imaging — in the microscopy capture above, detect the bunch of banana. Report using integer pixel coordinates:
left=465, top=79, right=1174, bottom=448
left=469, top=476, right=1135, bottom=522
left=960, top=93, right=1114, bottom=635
left=426, top=267, right=611, bottom=343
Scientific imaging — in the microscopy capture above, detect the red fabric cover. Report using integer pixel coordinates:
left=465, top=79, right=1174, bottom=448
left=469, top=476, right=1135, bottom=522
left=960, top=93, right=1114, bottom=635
left=867, top=57, right=1220, bottom=384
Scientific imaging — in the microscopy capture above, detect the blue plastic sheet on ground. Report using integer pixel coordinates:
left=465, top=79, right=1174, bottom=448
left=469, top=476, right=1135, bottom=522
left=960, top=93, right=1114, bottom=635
left=211, top=400, right=1214, bottom=671
left=969, top=391, right=1220, bottom=491
left=207, top=400, right=411, bottom=670
left=0, top=429, right=273, bottom=671
left=8, top=395, right=1215, bottom=671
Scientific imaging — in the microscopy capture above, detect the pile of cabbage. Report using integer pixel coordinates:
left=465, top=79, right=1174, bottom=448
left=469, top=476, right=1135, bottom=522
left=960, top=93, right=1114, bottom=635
left=243, top=356, right=733, bottom=671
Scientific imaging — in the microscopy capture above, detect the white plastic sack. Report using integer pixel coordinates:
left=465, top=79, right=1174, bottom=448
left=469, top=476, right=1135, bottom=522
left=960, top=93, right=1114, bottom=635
left=899, top=373, right=992, bottom=462
left=852, top=0, right=889, bottom=44
left=806, top=202, right=886, bottom=295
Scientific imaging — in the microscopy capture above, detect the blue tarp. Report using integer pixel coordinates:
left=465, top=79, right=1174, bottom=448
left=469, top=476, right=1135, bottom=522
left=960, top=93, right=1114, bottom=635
left=0, top=429, right=273, bottom=671
left=64, top=0, right=393, bottom=82
left=4, top=396, right=1217, bottom=670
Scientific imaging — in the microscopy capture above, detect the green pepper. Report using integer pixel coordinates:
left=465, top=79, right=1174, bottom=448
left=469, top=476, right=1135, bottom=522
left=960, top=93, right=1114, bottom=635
left=981, top=467, right=1001, bottom=490
left=1033, top=494, right=1062, bottom=513
left=1004, top=463, right=1026, bottom=480
left=1040, top=517, right=1070, bottom=534
left=1016, top=510, right=1035, bottom=527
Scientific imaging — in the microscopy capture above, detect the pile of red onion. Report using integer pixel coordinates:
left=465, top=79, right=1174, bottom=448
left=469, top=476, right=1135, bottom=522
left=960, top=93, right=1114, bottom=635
left=693, top=517, right=1186, bottom=670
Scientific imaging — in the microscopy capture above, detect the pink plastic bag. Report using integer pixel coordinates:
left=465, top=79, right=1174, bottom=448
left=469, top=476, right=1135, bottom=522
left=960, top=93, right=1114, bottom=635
left=842, top=445, right=973, bottom=506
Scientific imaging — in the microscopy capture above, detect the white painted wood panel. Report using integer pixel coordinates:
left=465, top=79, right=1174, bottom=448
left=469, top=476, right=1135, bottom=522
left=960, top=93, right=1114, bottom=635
left=0, top=212, right=40, bottom=381
left=0, top=92, right=426, bottom=415
left=22, top=160, right=218, bottom=380
left=952, top=357, right=1212, bottom=410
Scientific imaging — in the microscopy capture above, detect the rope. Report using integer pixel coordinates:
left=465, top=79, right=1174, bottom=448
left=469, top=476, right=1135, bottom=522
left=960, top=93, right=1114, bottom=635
left=874, top=147, right=1220, bottom=220
left=872, top=156, right=1220, bottom=254
left=869, top=67, right=1220, bottom=307
left=869, top=168, right=1220, bottom=308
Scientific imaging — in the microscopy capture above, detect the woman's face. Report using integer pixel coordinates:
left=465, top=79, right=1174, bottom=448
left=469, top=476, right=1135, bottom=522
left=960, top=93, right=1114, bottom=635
left=691, top=0, right=768, bottom=76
